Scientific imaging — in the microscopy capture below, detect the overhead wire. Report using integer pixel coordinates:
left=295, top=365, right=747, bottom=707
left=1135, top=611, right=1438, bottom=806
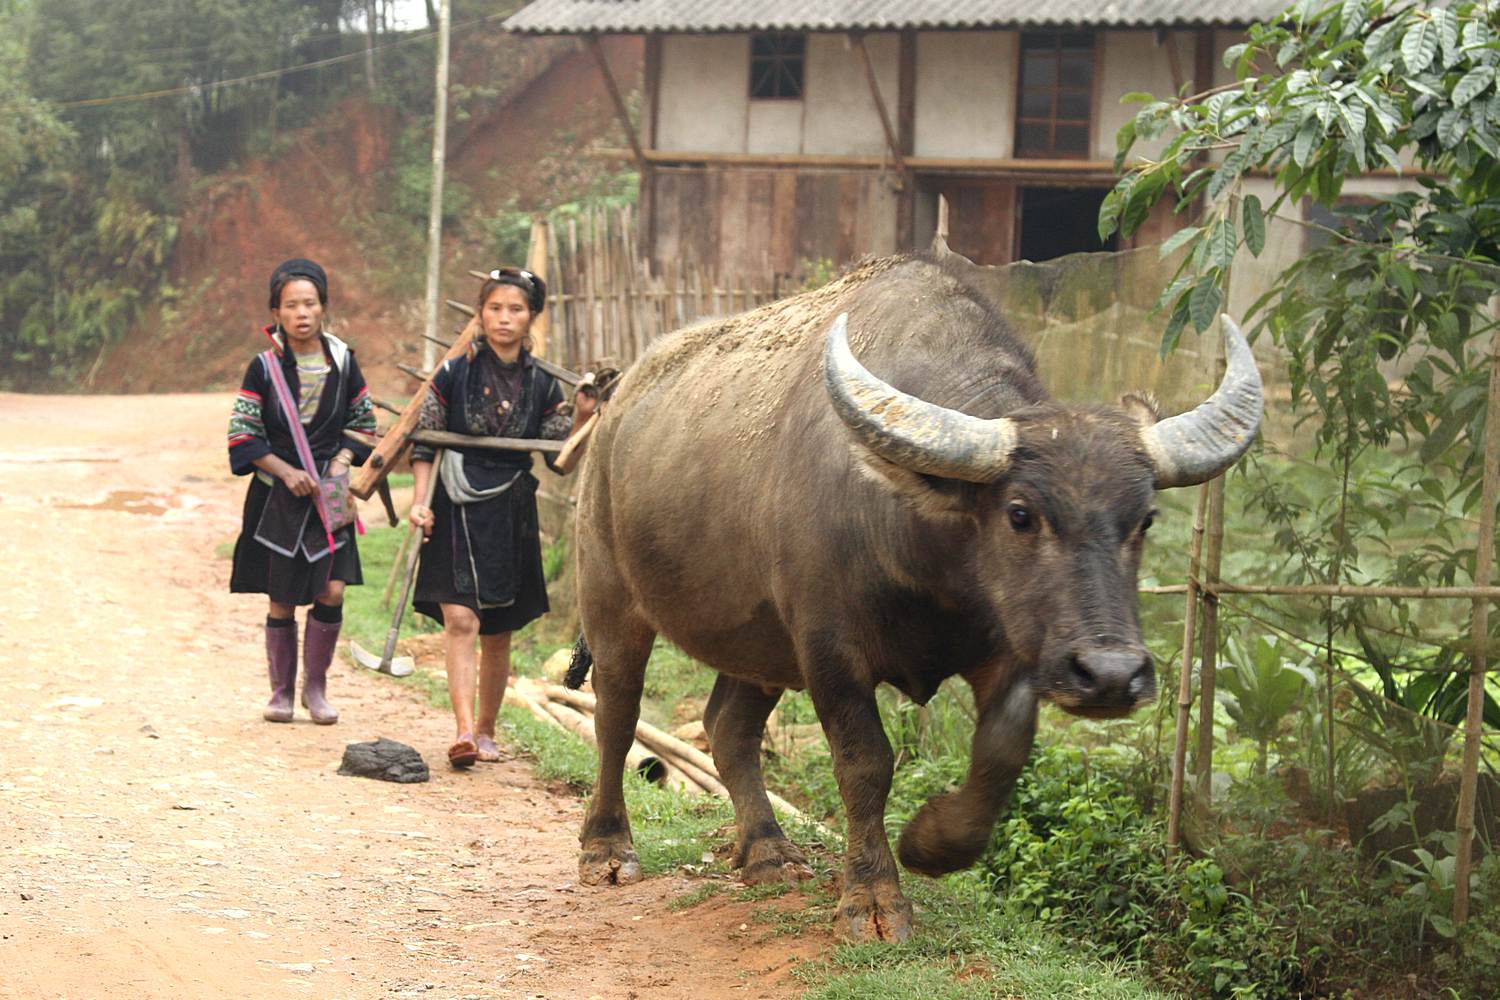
left=51, top=10, right=514, bottom=110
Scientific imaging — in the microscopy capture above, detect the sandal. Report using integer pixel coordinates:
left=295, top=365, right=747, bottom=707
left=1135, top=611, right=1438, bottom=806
left=448, top=738, right=478, bottom=769
left=476, top=734, right=501, bottom=763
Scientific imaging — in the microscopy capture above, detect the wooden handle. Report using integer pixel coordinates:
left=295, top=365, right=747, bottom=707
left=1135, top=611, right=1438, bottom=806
left=351, top=318, right=480, bottom=500
left=554, top=412, right=599, bottom=474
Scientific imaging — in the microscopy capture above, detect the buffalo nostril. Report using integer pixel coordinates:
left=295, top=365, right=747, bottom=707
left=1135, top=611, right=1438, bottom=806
left=1067, top=655, right=1098, bottom=694
left=1128, top=655, right=1155, bottom=699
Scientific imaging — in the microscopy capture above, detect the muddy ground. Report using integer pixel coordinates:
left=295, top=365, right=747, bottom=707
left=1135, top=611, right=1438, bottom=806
left=0, top=392, right=827, bottom=999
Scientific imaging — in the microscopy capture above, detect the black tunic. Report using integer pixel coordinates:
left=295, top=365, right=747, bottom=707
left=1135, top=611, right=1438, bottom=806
left=411, top=343, right=568, bottom=635
left=226, top=329, right=376, bottom=606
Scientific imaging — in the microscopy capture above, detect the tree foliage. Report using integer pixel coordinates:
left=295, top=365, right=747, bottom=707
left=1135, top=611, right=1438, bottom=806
left=0, top=0, right=371, bottom=383
left=1101, top=0, right=1500, bottom=800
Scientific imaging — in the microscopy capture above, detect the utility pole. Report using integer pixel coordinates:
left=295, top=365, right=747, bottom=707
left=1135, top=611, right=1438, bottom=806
left=422, top=0, right=452, bottom=372
left=364, top=0, right=378, bottom=91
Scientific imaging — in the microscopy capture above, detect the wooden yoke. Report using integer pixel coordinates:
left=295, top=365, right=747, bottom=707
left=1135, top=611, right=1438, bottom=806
left=350, top=315, right=480, bottom=499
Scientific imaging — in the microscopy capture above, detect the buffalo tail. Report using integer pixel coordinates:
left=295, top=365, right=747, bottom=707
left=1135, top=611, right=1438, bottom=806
left=565, top=633, right=593, bottom=689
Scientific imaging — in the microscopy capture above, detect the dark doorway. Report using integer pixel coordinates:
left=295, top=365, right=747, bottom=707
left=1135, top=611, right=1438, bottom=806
left=1016, top=187, right=1119, bottom=262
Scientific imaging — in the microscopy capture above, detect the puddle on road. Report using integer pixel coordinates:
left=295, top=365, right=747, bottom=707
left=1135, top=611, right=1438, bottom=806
left=60, top=490, right=170, bottom=516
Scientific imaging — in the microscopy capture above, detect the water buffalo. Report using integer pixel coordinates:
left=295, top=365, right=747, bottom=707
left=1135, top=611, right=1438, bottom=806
left=569, top=254, right=1262, bottom=941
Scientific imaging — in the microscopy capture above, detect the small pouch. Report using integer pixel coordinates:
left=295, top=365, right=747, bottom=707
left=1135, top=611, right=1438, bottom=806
left=319, top=465, right=358, bottom=532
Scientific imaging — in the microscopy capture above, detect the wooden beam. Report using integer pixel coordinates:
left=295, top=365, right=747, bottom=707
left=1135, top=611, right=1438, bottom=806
left=585, top=34, right=647, bottom=172
left=585, top=147, right=1442, bottom=182
left=896, top=29, right=917, bottom=250
left=350, top=316, right=479, bottom=499
left=641, top=35, right=662, bottom=260
left=409, top=429, right=564, bottom=454
left=848, top=32, right=907, bottom=179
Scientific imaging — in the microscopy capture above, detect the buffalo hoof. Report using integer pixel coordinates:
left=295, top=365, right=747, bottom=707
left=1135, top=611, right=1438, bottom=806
left=833, top=883, right=914, bottom=943
left=739, top=837, right=814, bottom=886
left=897, top=793, right=988, bottom=877
left=579, top=839, right=643, bottom=886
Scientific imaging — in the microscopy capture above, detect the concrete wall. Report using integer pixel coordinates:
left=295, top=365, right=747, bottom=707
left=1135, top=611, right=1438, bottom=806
left=656, top=32, right=900, bottom=156
left=657, top=35, right=749, bottom=153
left=1096, top=31, right=1195, bottom=161
left=914, top=31, right=1015, bottom=159
left=802, top=33, right=899, bottom=156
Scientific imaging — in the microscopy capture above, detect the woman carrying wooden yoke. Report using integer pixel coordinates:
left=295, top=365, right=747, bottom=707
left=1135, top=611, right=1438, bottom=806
left=408, top=267, right=597, bottom=768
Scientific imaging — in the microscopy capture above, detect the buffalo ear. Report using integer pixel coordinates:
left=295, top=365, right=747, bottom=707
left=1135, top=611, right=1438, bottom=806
left=851, top=446, right=973, bottom=517
left=1120, top=391, right=1162, bottom=430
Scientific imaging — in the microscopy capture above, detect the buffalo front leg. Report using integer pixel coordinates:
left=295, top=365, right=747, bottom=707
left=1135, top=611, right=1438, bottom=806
left=703, top=675, right=811, bottom=885
left=804, top=663, right=912, bottom=942
left=898, top=674, right=1038, bottom=876
left=577, top=623, right=655, bottom=887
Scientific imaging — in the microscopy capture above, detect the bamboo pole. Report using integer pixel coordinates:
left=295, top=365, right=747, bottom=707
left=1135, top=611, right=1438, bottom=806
left=1194, top=329, right=1229, bottom=805
left=1166, top=484, right=1209, bottom=861
left=1139, top=583, right=1500, bottom=599
left=1195, top=475, right=1225, bottom=804
left=1453, top=321, right=1500, bottom=926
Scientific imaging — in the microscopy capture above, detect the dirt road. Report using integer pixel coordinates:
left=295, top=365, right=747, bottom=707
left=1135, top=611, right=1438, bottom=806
left=0, top=393, right=824, bottom=999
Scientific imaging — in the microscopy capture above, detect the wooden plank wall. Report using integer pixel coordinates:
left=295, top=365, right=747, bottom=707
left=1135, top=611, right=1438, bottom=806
left=652, top=166, right=897, bottom=280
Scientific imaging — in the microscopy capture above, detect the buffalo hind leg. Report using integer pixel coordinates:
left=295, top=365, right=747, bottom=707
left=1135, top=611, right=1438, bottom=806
left=802, top=651, right=913, bottom=942
left=577, top=620, right=655, bottom=887
left=703, top=675, right=811, bottom=885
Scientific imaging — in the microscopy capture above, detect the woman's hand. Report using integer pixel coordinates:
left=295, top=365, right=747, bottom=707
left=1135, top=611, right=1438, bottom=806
left=280, top=469, right=318, bottom=497
left=326, top=448, right=353, bottom=478
left=573, top=385, right=599, bottom=421
left=409, top=503, right=435, bottom=538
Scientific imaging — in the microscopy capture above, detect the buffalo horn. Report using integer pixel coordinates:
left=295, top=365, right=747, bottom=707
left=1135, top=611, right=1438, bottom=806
left=1141, top=315, right=1264, bottom=488
left=823, top=314, right=1019, bottom=483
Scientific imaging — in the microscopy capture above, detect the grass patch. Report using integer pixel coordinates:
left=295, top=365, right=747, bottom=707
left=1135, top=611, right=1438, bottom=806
left=797, top=876, right=1167, bottom=1000
left=668, top=881, right=728, bottom=911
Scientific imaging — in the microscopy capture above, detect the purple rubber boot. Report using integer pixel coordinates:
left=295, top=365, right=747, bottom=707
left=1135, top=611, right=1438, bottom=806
left=264, top=623, right=298, bottom=723
left=301, top=617, right=341, bottom=725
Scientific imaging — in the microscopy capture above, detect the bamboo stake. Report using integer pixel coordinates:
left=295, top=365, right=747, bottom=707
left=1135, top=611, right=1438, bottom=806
left=1194, top=330, right=1230, bottom=805
left=1139, top=582, right=1500, bottom=599
left=1166, top=484, right=1209, bottom=861
left=1453, top=321, right=1500, bottom=926
left=1195, top=474, right=1225, bottom=805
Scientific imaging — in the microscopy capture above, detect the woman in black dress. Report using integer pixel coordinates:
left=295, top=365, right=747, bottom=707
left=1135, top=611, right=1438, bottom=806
left=408, top=267, right=595, bottom=767
left=227, top=258, right=377, bottom=724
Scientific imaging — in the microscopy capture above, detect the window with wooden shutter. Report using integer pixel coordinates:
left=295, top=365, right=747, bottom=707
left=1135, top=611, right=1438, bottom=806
left=749, top=33, right=805, bottom=100
left=1015, top=32, right=1094, bottom=158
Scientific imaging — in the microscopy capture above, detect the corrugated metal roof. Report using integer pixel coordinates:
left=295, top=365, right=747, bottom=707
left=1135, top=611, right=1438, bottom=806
left=503, top=0, right=1288, bottom=35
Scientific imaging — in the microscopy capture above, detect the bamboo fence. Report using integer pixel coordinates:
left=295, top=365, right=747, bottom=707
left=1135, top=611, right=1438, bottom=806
left=532, top=206, right=787, bottom=371
left=1159, top=316, right=1500, bottom=929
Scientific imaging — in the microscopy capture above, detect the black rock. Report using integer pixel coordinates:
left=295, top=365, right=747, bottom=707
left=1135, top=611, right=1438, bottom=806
left=338, top=738, right=429, bottom=783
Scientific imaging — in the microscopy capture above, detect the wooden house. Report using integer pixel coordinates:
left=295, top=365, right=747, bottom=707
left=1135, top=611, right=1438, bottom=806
left=503, top=1, right=1352, bottom=281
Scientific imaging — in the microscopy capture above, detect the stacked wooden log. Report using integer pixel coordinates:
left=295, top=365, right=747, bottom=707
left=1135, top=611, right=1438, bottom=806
left=506, top=676, right=811, bottom=826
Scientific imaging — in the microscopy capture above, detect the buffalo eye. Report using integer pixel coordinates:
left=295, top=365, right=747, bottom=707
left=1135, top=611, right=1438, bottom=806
left=1008, top=502, right=1033, bottom=532
left=1140, top=510, right=1157, bottom=534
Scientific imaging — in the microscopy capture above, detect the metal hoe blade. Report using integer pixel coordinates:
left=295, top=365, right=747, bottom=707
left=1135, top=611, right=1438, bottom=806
left=347, top=639, right=415, bottom=678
